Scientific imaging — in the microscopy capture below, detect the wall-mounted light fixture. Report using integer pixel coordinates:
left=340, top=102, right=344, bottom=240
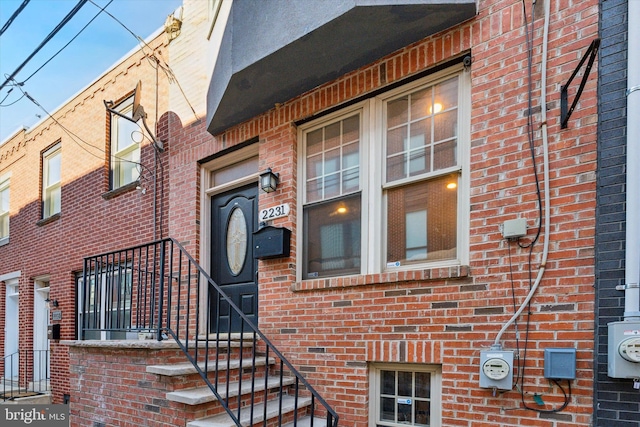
left=45, top=297, right=59, bottom=308
left=260, top=168, right=280, bottom=193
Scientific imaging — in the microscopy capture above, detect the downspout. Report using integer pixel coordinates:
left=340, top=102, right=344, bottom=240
left=624, top=0, right=640, bottom=321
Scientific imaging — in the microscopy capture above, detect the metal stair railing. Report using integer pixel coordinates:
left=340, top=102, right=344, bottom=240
left=81, top=237, right=338, bottom=426
left=1, top=350, right=50, bottom=401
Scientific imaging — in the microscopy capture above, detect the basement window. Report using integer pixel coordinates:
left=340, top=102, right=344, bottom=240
left=370, top=363, right=442, bottom=427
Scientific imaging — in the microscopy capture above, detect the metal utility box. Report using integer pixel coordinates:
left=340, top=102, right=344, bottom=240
left=479, top=349, right=514, bottom=390
left=608, top=320, right=640, bottom=379
left=48, top=324, right=61, bottom=340
left=253, top=226, right=291, bottom=259
left=544, top=348, right=576, bottom=379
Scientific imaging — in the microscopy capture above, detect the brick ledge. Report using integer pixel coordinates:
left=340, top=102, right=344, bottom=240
left=62, top=339, right=180, bottom=349
left=292, top=265, right=470, bottom=292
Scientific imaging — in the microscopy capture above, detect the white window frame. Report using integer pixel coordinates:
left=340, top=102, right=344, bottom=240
left=110, top=97, right=141, bottom=190
left=42, top=144, right=61, bottom=218
left=369, top=363, right=442, bottom=427
left=297, top=66, right=470, bottom=281
left=0, top=174, right=9, bottom=243
left=77, top=267, right=133, bottom=340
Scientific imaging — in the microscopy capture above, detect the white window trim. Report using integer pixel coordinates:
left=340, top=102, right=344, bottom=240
left=297, top=66, right=470, bottom=282
left=0, top=174, right=10, bottom=243
left=42, top=144, right=61, bottom=218
left=369, top=362, right=442, bottom=427
left=111, top=97, right=141, bottom=189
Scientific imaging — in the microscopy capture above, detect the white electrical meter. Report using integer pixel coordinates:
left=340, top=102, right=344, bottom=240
left=479, top=349, right=514, bottom=390
left=482, top=358, right=510, bottom=380
left=619, top=337, right=640, bottom=363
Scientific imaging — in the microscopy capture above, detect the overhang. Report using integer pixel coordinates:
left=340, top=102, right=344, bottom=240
left=207, top=0, right=476, bottom=135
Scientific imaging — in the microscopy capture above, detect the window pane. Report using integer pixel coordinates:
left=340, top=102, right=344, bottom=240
left=434, top=139, right=456, bottom=170
left=0, top=214, right=7, bottom=238
left=380, top=397, right=395, bottom=421
left=382, top=370, right=396, bottom=394
left=387, top=175, right=458, bottom=265
left=434, top=110, right=457, bottom=143
left=111, top=99, right=141, bottom=189
left=386, top=77, right=459, bottom=184
left=387, top=126, right=407, bottom=158
left=307, top=154, right=323, bottom=180
left=398, top=371, right=412, bottom=396
left=48, top=186, right=61, bottom=216
left=0, top=186, right=8, bottom=212
left=303, top=194, right=361, bottom=279
left=47, top=151, right=61, bottom=185
left=415, top=400, right=430, bottom=426
left=305, top=113, right=360, bottom=203
left=306, top=178, right=322, bottom=203
left=325, top=122, right=341, bottom=150
left=387, top=96, right=408, bottom=128
left=116, top=116, right=139, bottom=151
left=398, top=400, right=412, bottom=423
left=343, top=115, right=359, bottom=143
left=307, top=128, right=323, bottom=156
left=410, top=88, right=430, bottom=121
left=415, top=372, right=431, bottom=398
left=434, top=77, right=458, bottom=112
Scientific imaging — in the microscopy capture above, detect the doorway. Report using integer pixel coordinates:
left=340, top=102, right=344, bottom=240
left=210, top=183, right=259, bottom=333
left=33, top=281, right=50, bottom=388
left=4, top=279, right=19, bottom=380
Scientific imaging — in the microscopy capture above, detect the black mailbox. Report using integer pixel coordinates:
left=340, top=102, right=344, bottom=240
left=254, top=226, right=291, bottom=259
left=47, top=324, right=61, bottom=340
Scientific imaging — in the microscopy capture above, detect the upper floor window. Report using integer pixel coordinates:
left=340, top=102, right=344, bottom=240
left=0, top=176, right=9, bottom=241
left=299, top=68, right=469, bottom=280
left=110, top=97, right=141, bottom=189
left=42, top=144, right=61, bottom=218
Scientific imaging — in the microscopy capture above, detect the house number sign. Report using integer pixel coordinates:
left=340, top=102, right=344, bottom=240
left=259, top=203, right=290, bottom=221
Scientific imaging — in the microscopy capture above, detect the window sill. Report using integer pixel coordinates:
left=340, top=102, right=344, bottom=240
left=292, top=265, right=470, bottom=292
left=102, top=181, right=139, bottom=200
left=0, top=237, right=8, bottom=247
left=36, top=213, right=61, bottom=227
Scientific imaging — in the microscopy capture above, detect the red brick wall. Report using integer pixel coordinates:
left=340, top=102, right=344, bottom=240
left=168, top=0, right=598, bottom=425
left=0, top=35, right=172, bottom=403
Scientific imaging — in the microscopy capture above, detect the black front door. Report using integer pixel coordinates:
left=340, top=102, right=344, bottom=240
left=210, top=184, right=259, bottom=333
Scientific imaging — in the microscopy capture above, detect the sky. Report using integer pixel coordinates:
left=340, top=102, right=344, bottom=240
left=0, top=0, right=183, bottom=143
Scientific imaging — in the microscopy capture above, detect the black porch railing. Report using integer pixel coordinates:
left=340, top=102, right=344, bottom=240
left=1, top=350, right=50, bottom=401
left=81, top=237, right=338, bottom=426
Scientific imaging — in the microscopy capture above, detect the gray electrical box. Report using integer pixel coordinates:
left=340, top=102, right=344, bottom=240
left=480, top=349, right=514, bottom=390
left=608, top=320, right=640, bottom=379
left=502, top=218, right=527, bottom=239
left=544, top=348, right=576, bottom=379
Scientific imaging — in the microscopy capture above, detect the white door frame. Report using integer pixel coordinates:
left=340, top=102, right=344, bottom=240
left=33, top=279, right=50, bottom=385
left=3, top=274, right=20, bottom=380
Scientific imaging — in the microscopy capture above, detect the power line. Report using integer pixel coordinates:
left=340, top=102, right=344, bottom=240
left=0, top=0, right=89, bottom=92
left=0, top=0, right=31, bottom=37
left=21, top=0, right=113, bottom=85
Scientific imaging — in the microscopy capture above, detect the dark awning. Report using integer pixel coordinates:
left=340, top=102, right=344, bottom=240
left=207, top=0, right=476, bottom=135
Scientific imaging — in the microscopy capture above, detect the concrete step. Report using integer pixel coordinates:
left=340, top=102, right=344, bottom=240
left=282, top=417, right=328, bottom=427
left=167, top=376, right=295, bottom=405
left=186, top=395, right=312, bottom=427
left=147, top=356, right=273, bottom=377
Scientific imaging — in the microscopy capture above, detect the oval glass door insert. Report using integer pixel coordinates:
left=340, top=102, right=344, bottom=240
left=226, top=207, right=248, bottom=276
